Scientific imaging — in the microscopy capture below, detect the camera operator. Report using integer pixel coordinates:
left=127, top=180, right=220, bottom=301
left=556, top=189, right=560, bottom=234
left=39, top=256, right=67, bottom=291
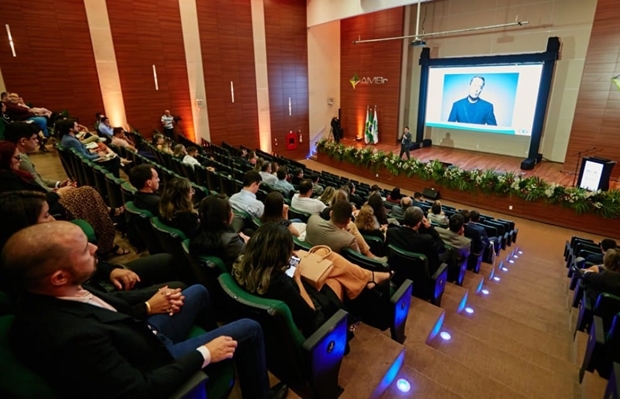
left=161, top=109, right=175, bottom=139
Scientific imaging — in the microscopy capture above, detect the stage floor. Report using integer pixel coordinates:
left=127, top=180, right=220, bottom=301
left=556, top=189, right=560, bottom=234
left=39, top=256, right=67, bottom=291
left=335, top=138, right=620, bottom=190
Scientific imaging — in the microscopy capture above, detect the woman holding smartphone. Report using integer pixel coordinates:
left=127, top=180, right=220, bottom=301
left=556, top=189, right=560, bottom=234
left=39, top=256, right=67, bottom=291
left=232, top=222, right=390, bottom=337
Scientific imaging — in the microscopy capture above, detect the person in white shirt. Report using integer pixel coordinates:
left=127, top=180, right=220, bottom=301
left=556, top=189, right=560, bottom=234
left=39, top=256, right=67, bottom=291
left=258, top=161, right=278, bottom=185
left=161, top=109, right=175, bottom=139
left=229, top=171, right=265, bottom=217
left=183, top=146, right=201, bottom=169
left=291, top=179, right=326, bottom=215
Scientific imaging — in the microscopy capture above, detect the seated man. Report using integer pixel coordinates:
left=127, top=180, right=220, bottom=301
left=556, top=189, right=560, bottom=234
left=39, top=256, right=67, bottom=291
left=291, top=179, right=326, bottom=215
left=305, top=201, right=360, bottom=253
left=436, top=213, right=471, bottom=262
left=229, top=170, right=264, bottom=218
left=291, top=168, right=304, bottom=186
left=310, top=174, right=324, bottom=196
left=411, top=191, right=426, bottom=208
left=182, top=146, right=201, bottom=169
left=4, top=221, right=287, bottom=399
left=390, top=196, right=412, bottom=219
left=586, top=238, right=617, bottom=265
left=347, top=182, right=365, bottom=209
left=259, top=161, right=278, bottom=185
left=465, top=209, right=494, bottom=254
left=386, top=207, right=444, bottom=275
left=273, top=167, right=295, bottom=195
left=97, top=116, right=114, bottom=139
left=129, top=164, right=161, bottom=216
left=111, top=127, right=137, bottom=151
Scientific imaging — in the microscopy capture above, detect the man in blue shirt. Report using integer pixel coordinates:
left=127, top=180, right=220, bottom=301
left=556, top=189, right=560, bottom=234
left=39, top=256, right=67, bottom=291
left=97, top=116, right=114, bottom=139
left=448, top=76, right=497, bottom=126
left=229, top=170, right=264, bottom=218
left=273, top=167, right=295, bottom=197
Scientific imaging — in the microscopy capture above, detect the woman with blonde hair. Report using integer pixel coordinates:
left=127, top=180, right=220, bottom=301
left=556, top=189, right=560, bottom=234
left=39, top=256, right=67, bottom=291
left=583, top=248, right=620, bottom=303
left=354, top=205, right=385, bottom=240
left=159, top=177, right=198, bottom=237
left=319, top=186, right=336, bottom=205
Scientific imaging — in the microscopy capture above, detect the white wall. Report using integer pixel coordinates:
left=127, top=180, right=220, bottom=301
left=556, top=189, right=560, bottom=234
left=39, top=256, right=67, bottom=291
left=308, top=20, right=341, bottom=146
left=307, top=0, right=431, bottom=27
left=403, top=0, right=597, bottom=161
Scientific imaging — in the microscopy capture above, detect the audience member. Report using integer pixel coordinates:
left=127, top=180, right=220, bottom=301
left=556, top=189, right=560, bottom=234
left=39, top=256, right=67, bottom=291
left=465, top=209, right=493, bottom=254
left=319, top=186, right=336, bottom=205
left=367, top=193, right=389, bottom=226
left=97, top=116, right=114, bottom=139
left=310, top=174, right=324, bottom=196
left=273, top=167, right=295, bottom=195
left=111, top=127, right=137, bottom=151
left=428, top=200, right=448, bottom=226
left=261, top=191, right=303, bottom=238
left=190, top=195, right=248, bottom=271
left=4, top=221, right=286, bottom=399
left=387, top=187, right=402, bottom=204
left=232, top=222, right=389, bottom=336
left=386, top=207, right=445, bottom=275
left=229, top=170, right=265, bottom=218
left=259, top=161, right=278, bottom=185
left=354, top=205, right=385, bottom=240
left=130, top=164, right=161, bottom=216
left=291, top=168, right=304, bottom=186
left=412, top=191, right=425, bottom=207
left=390, top=196, right=412, bottom=219
left=582, top=249, right=620, bottom=303
left=291, top=179, right=326, bottom=215
left=159, top=177, right=199, bottom=237
left=347, top=182, right=365, bottom=209
left=173, top=144, right=187, bottom=159
left=306, top=201, right=360, bottom=253
left=436, top=213, right=471, bottom=261
left=4, top=92, right=49, bottom=138
left=586, top=238, right=617, bottom=265
left=182, top=146, right=201, bottom=169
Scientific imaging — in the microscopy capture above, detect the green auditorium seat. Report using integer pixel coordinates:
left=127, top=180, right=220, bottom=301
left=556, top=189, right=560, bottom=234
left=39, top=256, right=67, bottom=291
left=361, top=234, right=385, bottom=257
left=150, top=217, right=194, bottom=284
left=580, top=313, right=620, bottom=382
left=288, top=207, right=312, bottom=224
left=124, top=202, right=162, bottom=254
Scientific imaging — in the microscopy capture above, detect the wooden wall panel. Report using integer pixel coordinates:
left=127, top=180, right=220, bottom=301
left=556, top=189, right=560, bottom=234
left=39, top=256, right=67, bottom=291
left=264, top=0, right=309, bottom=160
left=0, top=0, right=103, bottom=127
left=196, top=0, right=259, bottom=149
left=340, top=8, right=404, bottom=145
left=564, top=0, right=620, bottom=181
left=107, top=0, right=194, bottom=140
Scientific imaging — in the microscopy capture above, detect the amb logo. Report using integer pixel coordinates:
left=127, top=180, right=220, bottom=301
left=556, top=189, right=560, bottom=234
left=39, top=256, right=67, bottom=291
left=350, top=73, right=388, bottom=89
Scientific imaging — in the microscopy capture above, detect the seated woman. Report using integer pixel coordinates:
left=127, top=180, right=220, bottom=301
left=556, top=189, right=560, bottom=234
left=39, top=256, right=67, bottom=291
left=232, top=222, right=390, bottom=337
left=0, top=190, right=183, bottom=294
left=172, top=144, right=187, bottom=159
left=261, top=191, right=304, bottom=238
left=427, top=200, right=448, bottom=226
left=318, top=186, right=336, bottom=206
left=386, top=187, right=402, bottom=204
left=154, top=134, right=173, bottom=155
left=190, top=195, right=248, bottom=271
left=583, top=248, right=620, bottom=302
left=354, top=205, right=385, bottom=240
left=367, top=193, right=389, bottom=227
left=0, top=141, right=127, bottom=257
left=159, top=177, right=199, bottom=238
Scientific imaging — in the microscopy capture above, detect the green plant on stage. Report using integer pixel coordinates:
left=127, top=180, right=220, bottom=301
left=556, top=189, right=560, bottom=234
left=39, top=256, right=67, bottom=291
left=316, top=139, right=620, bottom=219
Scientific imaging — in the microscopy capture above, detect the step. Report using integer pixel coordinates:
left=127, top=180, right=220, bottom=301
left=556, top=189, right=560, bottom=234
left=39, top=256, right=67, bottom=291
left=442, top=283, right=469, bottom=314
left=573, top=330, right=589, bottom=366
left=429, top=326, right=578, bottom=399
left=403, top=342, right=528, bottom=399
left=340, top=324, right=405, bottom=399
left=479, top=262, right=496, bottom=280
left=462, top=271, right=484, bottom=294
left=482, top=278, right=570, bottom=318
left=467, top=292, right=571, bottom=337
left=446, top=303, right=572, bottom=361
left=394, top=297, right=446, bottom=344
left=580, top=370, right=608, bottom=399
left=442, top=312, right=578, bottom=379
left=487, top=268, right=567, bottom=297
left=380, top=364, right=465, bottom=399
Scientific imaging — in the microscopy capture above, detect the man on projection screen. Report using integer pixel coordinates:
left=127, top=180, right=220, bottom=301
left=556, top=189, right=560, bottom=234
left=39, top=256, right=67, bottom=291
left=448, top=76, right=497, bottom=126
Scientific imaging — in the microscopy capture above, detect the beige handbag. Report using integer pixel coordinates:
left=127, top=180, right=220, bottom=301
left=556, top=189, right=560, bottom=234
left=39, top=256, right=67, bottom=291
left=297, top=245, right=334, bottom=290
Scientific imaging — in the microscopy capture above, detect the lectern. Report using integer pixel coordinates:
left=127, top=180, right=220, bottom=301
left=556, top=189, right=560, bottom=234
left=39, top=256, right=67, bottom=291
left=577, top=157, right=617, bottom=191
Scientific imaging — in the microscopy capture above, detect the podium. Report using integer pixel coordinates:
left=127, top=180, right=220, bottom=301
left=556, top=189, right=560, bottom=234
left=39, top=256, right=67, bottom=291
left=577, top=157, right=617, bottom=191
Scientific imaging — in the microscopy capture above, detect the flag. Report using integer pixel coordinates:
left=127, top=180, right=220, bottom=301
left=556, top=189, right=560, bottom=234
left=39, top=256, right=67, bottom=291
left=364, top=106, right=371, bottom=143
left=371, top=107, right=379, bottom=144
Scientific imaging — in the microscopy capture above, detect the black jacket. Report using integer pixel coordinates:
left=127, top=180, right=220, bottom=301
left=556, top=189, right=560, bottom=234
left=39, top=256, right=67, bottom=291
left=11, top=290, right=203, bottom=399
left=386, top=225, right=444, bottom=274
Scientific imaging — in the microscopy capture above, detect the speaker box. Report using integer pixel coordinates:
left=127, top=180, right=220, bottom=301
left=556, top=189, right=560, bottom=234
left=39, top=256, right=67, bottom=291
left=520, top=158, right=536, bottom=170
left=423, top=187, right=440, bottom=200
left=409, top=142, right=421, bottom=150
left=535, top=153, right=543, bottom=164
left=422, top=139, right=432, bottom=147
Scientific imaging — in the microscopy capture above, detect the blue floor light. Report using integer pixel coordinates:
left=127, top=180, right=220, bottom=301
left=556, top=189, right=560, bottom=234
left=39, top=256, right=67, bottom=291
left=440, top=331, right=452, bottom=340
left=481, top=289, right=490, bottom=295
left=501, top=267, right=509, bottom=271
left=464, top=306, right=474, bottom=314
left=508, top=259, right=515, bottom=264
left=493, top=276, right=501, bottom=282
left=396, top=379, right=411, bottom=393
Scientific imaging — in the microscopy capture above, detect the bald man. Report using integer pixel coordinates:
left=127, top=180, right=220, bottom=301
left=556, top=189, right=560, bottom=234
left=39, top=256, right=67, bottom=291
left=4, top=222, right=286, bottom=399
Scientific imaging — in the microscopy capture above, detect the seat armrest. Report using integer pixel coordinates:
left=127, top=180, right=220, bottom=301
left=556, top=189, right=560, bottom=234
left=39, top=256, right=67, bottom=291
left=575, top=291, right=593, bottom=336
left=580, top=316, right=606, bottom=382
left=390, top=279, right=413, bottom=344
left=431, top=264, right=449, bottom=306
left=604, top=363, right=620, bottom=399
left=168, top=370, right=208, bottom=399
left=432, top=263, right=449, bottom=281
left=302, top=309, right=348, bottom=399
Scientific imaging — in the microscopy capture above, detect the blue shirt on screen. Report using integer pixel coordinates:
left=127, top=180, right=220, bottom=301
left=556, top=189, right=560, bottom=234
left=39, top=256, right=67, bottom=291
left=448, top=98, right=497, bottom=126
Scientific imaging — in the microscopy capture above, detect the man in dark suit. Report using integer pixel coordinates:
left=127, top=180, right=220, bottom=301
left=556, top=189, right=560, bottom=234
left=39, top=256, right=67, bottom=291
left=4, top=221, right=286, bottom=399
left=463, top=209, right=494, bottom=256
left=448, top=76, right=497, bottom=126
left=399, top=126, right=412, bottom=160
left=586, top=238, right=617, bottom=265
left=130, top=164, right=162, bottom=216
left=386, top=206, right=444, bottom=274
left=347, top=182, right=365, bottom=209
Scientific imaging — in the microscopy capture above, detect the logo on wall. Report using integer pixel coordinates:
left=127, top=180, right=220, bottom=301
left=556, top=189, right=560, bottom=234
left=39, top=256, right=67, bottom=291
left=350, top=73, right=389, bottom=89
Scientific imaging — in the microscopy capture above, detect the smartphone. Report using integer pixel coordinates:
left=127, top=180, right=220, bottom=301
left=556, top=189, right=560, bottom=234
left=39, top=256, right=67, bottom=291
left=285, top=255, right=301, bottom=278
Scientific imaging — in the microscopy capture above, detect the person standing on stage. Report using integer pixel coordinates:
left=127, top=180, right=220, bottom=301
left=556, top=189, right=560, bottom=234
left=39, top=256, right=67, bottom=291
left=161, top=110, right=175, bottom=139
left=399, top=126, right=412, bottom=160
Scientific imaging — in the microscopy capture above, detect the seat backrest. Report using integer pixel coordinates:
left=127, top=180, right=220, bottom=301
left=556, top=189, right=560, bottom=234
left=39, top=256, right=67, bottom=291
left=217, top=274, right=309, bottom=388
left=595, top=293, right=620, bottom=333
left=387, top=244, right=432, bottom=299
left=341, top=248, right=389, bottom=272
left=293, top=236, right=313, bottom=251
left=103, top=172, right=124, bottom=209
left=361, top=234, right=385, bottom=257
left=0, top=315, right=57, bottom=399
left=151, top=217, right=194, bottom=282
left=124, top=202, right=163, bottom=254
left=219, top=174, right=236, bottom=197
left=288, top=207, right=312, bottom=224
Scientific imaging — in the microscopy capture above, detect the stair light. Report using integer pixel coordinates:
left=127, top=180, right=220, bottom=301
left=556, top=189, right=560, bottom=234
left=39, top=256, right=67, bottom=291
left=481, top=289, right=490, bottom=295
left=396, top=379, right=411, bottom=393
left=440, top=331, right=452, bottom=341
left=464, top=306, right=474, bottom=314
left=493, top=276, right=501, bottom=282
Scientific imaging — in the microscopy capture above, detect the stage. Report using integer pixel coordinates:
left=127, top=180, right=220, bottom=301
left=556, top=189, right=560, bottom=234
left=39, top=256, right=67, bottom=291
left=334, top=138, right=619, bottom=190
